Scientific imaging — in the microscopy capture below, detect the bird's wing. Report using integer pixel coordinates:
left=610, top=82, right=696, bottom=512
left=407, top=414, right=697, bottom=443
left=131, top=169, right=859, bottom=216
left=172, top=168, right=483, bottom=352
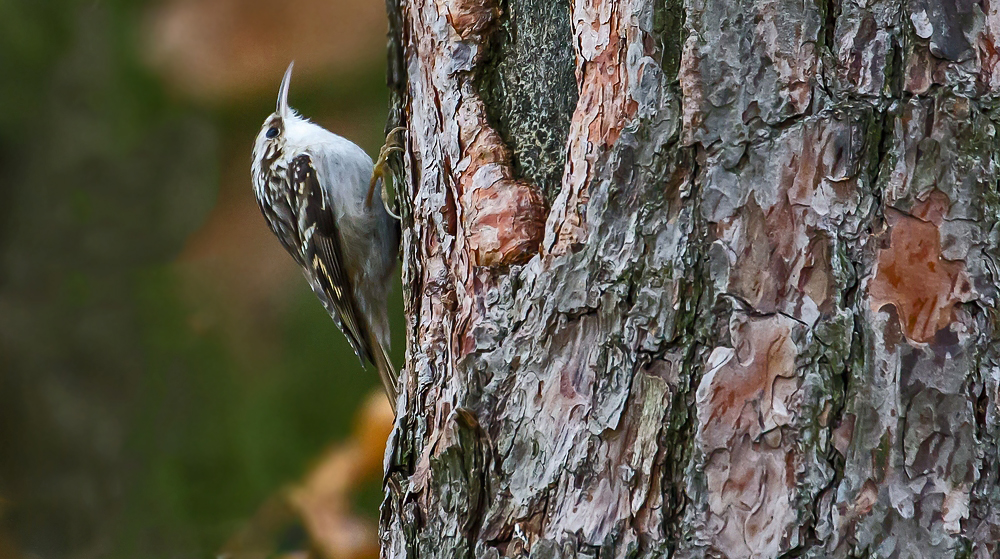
left=289, top=153, right=376, bottom=365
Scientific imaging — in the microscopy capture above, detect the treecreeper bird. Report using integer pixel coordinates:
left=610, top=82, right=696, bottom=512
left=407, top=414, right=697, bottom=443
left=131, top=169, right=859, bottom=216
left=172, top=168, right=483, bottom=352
left=251, top=62, right=403, bottom=407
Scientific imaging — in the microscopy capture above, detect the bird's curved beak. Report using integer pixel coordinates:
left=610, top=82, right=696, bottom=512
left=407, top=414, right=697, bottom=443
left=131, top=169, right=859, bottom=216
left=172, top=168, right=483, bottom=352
left=277, top=61, right=294, bottom=118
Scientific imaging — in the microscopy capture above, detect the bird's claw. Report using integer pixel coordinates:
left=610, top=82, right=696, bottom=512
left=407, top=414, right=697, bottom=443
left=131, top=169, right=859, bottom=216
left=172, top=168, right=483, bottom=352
left=367, top=127, right=407, bottom=220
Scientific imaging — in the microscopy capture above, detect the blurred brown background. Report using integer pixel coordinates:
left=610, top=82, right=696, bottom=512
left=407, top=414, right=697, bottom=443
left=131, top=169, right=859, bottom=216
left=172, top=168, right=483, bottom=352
left=0, top=1, right=398, bottom=558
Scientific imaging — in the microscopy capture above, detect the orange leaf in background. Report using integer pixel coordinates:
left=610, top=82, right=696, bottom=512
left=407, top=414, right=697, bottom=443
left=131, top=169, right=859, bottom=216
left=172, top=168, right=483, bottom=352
left=289, top=392, right=394, bottom=559
left=220, top=392, right=394, bottom=559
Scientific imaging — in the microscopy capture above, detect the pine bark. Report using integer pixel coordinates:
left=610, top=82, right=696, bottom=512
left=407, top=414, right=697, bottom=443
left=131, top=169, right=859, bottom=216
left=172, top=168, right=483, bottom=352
left=379, top=0, right=1000, bottom=557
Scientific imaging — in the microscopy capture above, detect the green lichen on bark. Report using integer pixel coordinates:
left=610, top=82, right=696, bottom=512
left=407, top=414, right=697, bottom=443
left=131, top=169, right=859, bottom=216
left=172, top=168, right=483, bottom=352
left=476, top=0, right=578, bottom=200
left=417, top=410, right=489, bottom=559
left=651, top=0, right=685, bottom=81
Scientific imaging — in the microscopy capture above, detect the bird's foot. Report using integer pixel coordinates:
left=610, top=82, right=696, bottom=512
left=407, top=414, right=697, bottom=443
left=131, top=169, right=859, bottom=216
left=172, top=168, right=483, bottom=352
left=368, top=127, right=407, bottom=220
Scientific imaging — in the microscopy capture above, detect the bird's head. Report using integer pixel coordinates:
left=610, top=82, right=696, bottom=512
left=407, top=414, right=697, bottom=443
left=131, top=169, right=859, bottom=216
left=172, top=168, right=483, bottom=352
left=253, top=62, right=299, bottom=166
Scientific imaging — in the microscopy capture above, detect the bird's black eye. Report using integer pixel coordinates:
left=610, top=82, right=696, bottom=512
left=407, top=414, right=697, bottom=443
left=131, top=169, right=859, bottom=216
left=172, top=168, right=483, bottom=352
left=265, top=126, right=279, bottom=139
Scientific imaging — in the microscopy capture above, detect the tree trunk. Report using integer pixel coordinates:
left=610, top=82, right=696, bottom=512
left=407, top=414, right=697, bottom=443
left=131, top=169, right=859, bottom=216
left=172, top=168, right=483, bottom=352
left=379, top=0, right=1000, bottom=557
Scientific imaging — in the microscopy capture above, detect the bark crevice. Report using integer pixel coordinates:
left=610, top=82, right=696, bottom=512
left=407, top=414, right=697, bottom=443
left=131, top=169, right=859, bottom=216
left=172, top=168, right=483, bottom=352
left=476, top=0, right=578, bottom=201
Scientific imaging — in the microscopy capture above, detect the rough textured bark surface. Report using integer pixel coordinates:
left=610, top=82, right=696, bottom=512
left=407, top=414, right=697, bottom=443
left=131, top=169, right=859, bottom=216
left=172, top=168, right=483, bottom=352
left=380, top=0, right=1000, bottom=557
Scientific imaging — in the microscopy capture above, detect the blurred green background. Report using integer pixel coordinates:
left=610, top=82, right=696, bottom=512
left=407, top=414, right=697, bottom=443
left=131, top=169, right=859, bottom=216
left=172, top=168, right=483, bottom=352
left=0, top=1, right=399, bottom=558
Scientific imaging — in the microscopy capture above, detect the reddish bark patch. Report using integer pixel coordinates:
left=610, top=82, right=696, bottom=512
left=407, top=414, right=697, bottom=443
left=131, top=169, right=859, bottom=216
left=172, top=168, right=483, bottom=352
left=837, top=478, right=879, bottom=524
left=722, top=199, right=794, bottom=313
left=548, top=4, right=643, bottom=255
left=832, top=477, right=880, bottom=542
left=904, top=48, right=937, bottom=95
left=459, top=123, right=546, bottom=267
left=580, top=35, right=631, bottom=149
left=980, top=13, right=1000, bottom=92
left=721, top=198, right=834, bottom=321
left=678, top=35, right=703, bottom=146
left=696, top=316, right=800, bottom=558
left=909, top=189, right=949, bottom=225
left=444, top=0, right=499, bottom=41
left=465, top=180, right=546, bottom=266
left=699, top=317, right=798, bottom=449
left=833, top=414, right=856, bottom=457
left=869, top=196, right=973, bottom=344
left=784, top=119, right=860, bottom=209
